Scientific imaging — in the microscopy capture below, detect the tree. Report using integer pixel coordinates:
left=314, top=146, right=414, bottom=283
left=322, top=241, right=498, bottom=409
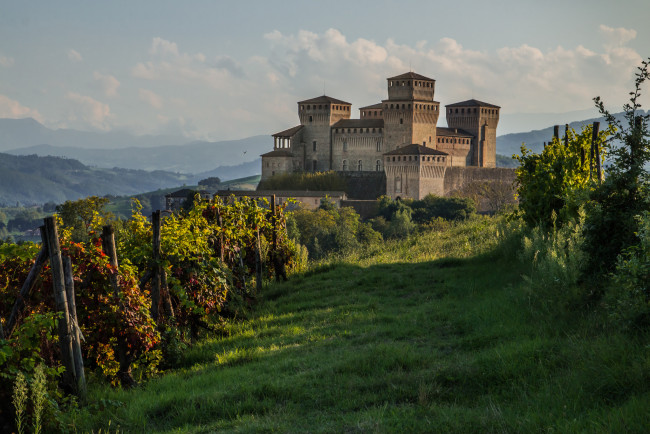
left=198, top=177, right=221, bottom=188
left=582, top=58, right=650, bottom=277
left=514, top=124, right=612, bottom=229
left=56, top=196, right=113, bottom=241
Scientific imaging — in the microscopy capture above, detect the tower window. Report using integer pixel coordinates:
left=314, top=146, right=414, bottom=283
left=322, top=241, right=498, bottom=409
left=400, top=118, right=403, bottom=124
left=313, top=141, right=317, bottom=151
left=395, top=176, right=402, bottom=193
left=376, top=141, right=381, bottom=151
left=309, top=115, right=313, bottom=122
left=342, top=159, right=348, bottom=171
left=376, top=160, right=381, bottom=171
left=358, top=160, right=363, bottom=171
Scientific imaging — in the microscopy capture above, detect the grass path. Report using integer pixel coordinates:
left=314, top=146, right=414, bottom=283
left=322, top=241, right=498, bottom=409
left=71, top=221, right=650, bottom=432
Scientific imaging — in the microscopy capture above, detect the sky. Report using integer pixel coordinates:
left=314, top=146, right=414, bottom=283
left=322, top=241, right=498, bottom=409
left=0, top=0, right=649, bottom=141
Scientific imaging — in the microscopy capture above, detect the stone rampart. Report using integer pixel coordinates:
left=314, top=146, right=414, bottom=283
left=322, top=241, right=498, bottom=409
left=443, top=167, right=516, bottom=195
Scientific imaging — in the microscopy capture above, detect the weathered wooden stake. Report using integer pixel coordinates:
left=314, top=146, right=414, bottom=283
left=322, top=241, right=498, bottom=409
left=553, top=125, right=560, bottom=141
left=100, top=224, right=136, bottom=388
left=564, top=124, right=569, bottom=147
left=4, top=227, right=49, bottom=339
left=592, top=121, right=601, bottom=182
left=63, top=256, right=86, bottom=400
left=151, top=211, right=161, bottom=322
left=101, top=225, right=119, bottom=295
left=255, top=227, right=263, bottom=293
left=43, top=217, right=76, bottom=394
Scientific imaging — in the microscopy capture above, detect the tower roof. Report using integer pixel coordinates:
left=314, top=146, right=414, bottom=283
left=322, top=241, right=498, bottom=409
left=388, top=72, right=435, bottom=81
left=446, top=99, right=500, bottom=108
left=359, top=102, right=383, bottom=110
left=272, top=125, right=303, bottom=138
left=298, top=95, right=351, bottom=105
left=436, top=127, right=474, bottom=137
left=384, top=144, right=448, bottom=156
left=332, top=119, right=384, bottom=129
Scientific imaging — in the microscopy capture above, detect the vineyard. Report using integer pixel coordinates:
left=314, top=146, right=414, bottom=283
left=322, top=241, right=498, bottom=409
left=0, top=195, right=302, bottom=428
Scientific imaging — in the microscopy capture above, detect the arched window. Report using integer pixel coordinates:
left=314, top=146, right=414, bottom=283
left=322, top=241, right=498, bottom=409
left=376, top=160, right=381, bottom=171
left=342, top=159, right=348, bottom=171
left=358, top=160, right=363, bottom=171
left=395, top=176, right=402, bottom=193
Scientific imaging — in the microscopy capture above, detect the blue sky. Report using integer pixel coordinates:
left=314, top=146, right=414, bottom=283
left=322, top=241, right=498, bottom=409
left=1, top=0, right=648, bottom=140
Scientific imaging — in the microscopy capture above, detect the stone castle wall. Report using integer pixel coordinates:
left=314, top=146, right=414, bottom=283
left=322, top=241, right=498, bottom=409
left=443, top=167, right=516, bottom=195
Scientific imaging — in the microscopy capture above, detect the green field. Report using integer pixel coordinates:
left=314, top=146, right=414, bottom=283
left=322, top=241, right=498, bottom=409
left=65, top=217, right=650, bottom=433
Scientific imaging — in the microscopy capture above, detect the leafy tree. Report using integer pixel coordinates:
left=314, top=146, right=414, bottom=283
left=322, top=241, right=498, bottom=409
left=56, top=196, right=114, bottom=241
left=198, top=177, right=221, bottom=188
left=582, top=58, right=650, bottom=277
left=514, top=124, right=612, bottom=229
left=407, top=194, right=477, bottom=223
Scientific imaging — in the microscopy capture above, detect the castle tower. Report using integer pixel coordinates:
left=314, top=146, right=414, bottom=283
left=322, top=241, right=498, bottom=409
left=445, top=99, right=500, bottom=168
left=297, top=95, right=351, bottom=171
left=382, top=72, right=440, bottom=153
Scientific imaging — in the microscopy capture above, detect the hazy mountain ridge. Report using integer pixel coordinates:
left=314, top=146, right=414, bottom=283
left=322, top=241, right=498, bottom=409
left=0, top=152, right=196, bottom=205
left=496, top=110, right=646, bottom=157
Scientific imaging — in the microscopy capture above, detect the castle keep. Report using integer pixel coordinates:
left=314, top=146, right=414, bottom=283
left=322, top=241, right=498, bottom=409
left=261, top=72, right=504, bottom=200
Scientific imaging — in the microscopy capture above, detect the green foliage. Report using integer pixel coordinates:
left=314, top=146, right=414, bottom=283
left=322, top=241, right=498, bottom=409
left=56, top=196, right=114, bottom=242
left=257, top=171, right=347, bottom=191
left=289, top=204, right=382, bottom=259
left=198, top=177, right=221, bottom=188
left=514, top=123, right=612, bottom=229
left=407, top=194, right=477, bottom=223
left=12, top=371, right=27, bottom=434
left=583, top=58, right=650, bottom=277
left=608, top=211, right=650, bottom=330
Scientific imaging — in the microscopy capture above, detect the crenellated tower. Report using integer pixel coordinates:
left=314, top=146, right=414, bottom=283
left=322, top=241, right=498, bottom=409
left=445, top=99, right=500, bottom=167
left=382, top=72, right=440, bottom=152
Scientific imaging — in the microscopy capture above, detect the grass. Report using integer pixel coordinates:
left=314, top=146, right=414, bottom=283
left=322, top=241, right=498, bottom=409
left=65, top=217, right=650, bottom=433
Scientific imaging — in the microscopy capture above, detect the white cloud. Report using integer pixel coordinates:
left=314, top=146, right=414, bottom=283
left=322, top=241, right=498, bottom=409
left=262, top=26, right=643, bottom=114
left=150, top=37, right=179, bottom=57
left=93, top=71, right=120, bottom=97
left=139, top=88, right=163, bottom=109
left=68, top=49, right=83, bottom=62
left=65, top=92, right=111, bottom=130
left=0, top=55, right=14, bottom=67
left=0, top=94, right=43, bottom=121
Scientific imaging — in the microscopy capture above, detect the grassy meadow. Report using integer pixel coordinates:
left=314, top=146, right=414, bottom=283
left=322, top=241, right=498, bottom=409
left=66, top=217, right=650, bottom=433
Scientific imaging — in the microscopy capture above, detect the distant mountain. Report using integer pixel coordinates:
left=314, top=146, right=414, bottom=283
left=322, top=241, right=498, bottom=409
left=0, top=118, right=188, bottom=151
left=0, top=152, right=196, bottom=206
left=497, top=110, right=647, bottom=157
left=0, top=117, right=270, bottom=175
left=7, top=136, right=270, bottom=174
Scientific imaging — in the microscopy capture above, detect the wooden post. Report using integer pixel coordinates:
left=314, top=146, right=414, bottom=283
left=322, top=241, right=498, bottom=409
left=271, top=195, right=277, bottom=251
left=101, top=225, right=119, bottom=295
left=161, top=267, right=174, bottom=319
left=218, top=213, right=224, bottom=262
left=151, top=211, right=161, bottom=323
left=592, top=122, right=600, bottom=182
left=43, top=217, right=76, bottom=393
left=63, top=256, right=86, bottom=400
left=4, top=227, right=49, bottom=339
left=255, top=227, right=263, bottom=293
left=564, top=124, right=569, bottom=147
left=553, top=125, right=559, bottom=141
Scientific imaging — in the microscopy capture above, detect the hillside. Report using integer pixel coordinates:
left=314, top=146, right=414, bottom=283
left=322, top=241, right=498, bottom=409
left=0, top=153, right=195, bottom=205
left=68, top=218, right=649, bottom=432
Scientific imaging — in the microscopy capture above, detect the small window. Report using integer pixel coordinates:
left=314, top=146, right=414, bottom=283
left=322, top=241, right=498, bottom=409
left=400, top=118, right=403, bottom=124
left=313, top=141, right=317, bottom=151
left=395, top=176, right=402, bottom=193
left=376, top=141, right=381, bottom=152
left=376, top=160, right=381, bottom=171
left=358, top=160, right=363, bottom=171
left=342, top=159, right=348, bottom=171
left=309, top=115, right=313, bottom=122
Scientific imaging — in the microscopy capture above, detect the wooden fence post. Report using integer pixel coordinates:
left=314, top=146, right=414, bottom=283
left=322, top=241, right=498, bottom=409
left=151, top=211, right=161, bottom=323
left=43, top=217, right=76, bottom=394
left=4, top=227, right=49, bottom=339
left=591, top=121, right=601, bottom=182
left=553, top=125, right=559, bottom=141
left=564, top=124, right=569, bottom=147
left=63, top=256, right=86, bottom=400
left=101, top=225, right=119, bottom=294
left=100, top=224, right=136, bottom=388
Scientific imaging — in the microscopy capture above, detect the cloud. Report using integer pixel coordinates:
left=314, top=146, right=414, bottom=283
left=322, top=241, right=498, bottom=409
left=262, top=26, right=643, bottom=113
left=68, top=49, right=83, bottom=62
left=65, top=92, right=111, bottom=130
left=0, top=94, right=43, bottom=121
left=93, top=71, right=120, bottom=97
left=139, top=88, right=163, bottom=109
left=0, top=55, right=14, bottom=67
left=132, top=37, right=241, bottom=89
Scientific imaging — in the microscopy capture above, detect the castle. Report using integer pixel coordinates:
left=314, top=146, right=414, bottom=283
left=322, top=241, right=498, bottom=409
left=261, top=72, right=507, bottom=200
